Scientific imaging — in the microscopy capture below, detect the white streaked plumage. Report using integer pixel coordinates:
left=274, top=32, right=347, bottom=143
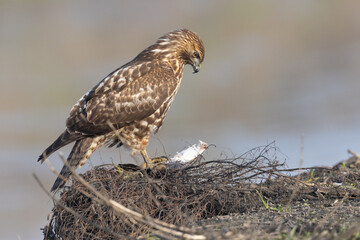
left=167, top=140, right=209, bottom=168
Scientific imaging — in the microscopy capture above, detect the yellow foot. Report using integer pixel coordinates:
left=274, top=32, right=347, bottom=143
left=140, top=156, right=168, bottom=170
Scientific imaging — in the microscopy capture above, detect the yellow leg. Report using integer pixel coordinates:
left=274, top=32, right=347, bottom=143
left=140, top=149, right=153, bottom=169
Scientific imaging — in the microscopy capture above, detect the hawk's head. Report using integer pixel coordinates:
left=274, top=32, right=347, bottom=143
left=141, top=29, right=205, bottom=73
left=164, top=29, right=205, bottom=73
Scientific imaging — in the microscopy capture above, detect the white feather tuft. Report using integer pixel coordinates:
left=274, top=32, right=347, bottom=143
left=167, top=140, right=209, bottom=168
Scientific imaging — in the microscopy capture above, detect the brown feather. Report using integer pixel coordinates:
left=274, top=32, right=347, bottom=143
left=66, top=61, right=177, bottom=135
left=38, top=29, right=205, bottom=191
left=50, top=137, right=103, bottom=192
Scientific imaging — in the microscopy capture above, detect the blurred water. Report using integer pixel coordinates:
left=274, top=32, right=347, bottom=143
left=1, top=1, right=360, bottom=239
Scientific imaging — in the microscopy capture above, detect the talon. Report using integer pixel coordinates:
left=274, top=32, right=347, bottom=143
left=151, top=156, right=168, bottom=164
left=140, top=150, right=168, bottom=170
left=151, top=156, right=168, bottom=171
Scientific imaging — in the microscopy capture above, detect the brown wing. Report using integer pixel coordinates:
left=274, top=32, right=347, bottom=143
left=66, top=60, right=178, bottom=135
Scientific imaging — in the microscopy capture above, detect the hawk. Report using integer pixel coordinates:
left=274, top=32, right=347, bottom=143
left=38, top=29, right=205, bottom=192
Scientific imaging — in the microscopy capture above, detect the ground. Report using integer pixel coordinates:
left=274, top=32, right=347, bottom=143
left=41, top=144, right=360, bottom=240
left=194, top=197, right=360, bottom=239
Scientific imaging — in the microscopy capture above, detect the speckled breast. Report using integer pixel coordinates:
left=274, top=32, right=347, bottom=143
left=113, top=95, right=175, bottom=152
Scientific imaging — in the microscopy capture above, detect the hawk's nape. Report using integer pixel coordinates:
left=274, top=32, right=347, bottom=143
left=38, top=29, right=205, bottom=192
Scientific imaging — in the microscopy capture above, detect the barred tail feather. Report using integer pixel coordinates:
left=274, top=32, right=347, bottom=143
left=38, top=130, right=82, bottom=163
left=50, top=138, right=94, bottom=192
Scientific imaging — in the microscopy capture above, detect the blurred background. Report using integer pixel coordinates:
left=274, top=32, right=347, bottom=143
left=1, top=1, right=360, bottom=239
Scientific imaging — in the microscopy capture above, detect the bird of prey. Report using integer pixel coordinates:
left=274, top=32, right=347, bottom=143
left=38, top=29, right=205, bottom=192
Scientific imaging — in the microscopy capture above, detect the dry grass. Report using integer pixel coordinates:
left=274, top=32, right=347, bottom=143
left=39, top=143, right=360, bottom=239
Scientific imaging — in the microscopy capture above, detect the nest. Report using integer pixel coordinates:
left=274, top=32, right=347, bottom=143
left=41, top=143, right=360, bottom=239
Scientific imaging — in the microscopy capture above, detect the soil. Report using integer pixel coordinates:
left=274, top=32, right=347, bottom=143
left=42, top=145, right=360, bottom=240
left=192, top=153, right=360, bottom=240
left=193, top=198, right=360, bottom=240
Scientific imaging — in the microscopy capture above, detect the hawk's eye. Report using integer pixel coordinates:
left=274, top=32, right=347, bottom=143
left=192, top=51, right=200, bottom=59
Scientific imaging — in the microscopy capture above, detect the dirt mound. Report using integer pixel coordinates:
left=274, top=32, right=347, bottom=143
left=41, top=144, right=360, bottom=239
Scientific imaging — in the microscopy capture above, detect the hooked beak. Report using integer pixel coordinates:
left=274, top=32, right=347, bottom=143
left=192, top=58, right=201, bottom=74
left=193, top=64, right=201, bottom=73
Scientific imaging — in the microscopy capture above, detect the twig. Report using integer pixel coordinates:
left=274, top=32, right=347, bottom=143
left=59, top=155, right=206, bottom=239
left=276, top=166, right=332, bottom=172
left=33, top=173, right=127, bottom=239
left=348, top=149, right=360, bottom=159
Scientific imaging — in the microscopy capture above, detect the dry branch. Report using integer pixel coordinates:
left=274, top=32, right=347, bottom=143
left=39, top=142, right=360, bottom=239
